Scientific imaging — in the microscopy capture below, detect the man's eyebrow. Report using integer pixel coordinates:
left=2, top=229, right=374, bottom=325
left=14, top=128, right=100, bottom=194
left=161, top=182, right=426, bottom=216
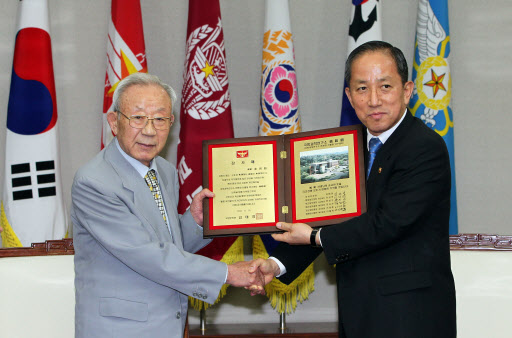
left=353, top=79, right=368, bottom=84
left=377, top=75, right=393, bottom=82
left=132, top=107, right=169, bottom=114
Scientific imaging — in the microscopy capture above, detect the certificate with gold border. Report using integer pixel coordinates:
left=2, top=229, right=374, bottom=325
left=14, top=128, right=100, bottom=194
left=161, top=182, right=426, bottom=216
left=203, top=125, right=366, bottom=237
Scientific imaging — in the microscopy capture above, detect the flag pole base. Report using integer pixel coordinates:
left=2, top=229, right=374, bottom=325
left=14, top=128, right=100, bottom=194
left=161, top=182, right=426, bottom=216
left=279, top=312, right=286, bottom=332
left=200, top=308, right=206, bottom=331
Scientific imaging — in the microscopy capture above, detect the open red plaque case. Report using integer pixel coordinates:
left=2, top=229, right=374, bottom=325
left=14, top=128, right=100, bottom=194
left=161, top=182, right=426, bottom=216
left=202, top=125, right=366, bottom=237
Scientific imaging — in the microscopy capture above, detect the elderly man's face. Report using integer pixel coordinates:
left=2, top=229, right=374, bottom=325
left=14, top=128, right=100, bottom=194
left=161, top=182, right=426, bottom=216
left=345, top=51, right=414, bottom=136
left=107, top=84, right=173, bottom=166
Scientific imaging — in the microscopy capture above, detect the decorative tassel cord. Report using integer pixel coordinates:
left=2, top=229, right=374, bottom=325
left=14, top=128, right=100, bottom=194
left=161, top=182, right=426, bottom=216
left=1, top=202, right=23, bottom=247
left=252, top=235, right=315, bottom=314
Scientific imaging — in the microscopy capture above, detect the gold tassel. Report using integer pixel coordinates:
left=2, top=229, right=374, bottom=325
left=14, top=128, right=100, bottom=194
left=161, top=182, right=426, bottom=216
left=252, top=235, right=315, bottom=314
left=188, top=236, right=244, bottom=311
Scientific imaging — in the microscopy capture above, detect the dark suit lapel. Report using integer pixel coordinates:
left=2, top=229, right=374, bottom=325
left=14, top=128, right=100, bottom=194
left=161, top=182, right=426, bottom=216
left=367, top=110, right=414, bottom=180
left=380, top=110, right=414, bottom=151
left=104, top=141, right=171, bottom=241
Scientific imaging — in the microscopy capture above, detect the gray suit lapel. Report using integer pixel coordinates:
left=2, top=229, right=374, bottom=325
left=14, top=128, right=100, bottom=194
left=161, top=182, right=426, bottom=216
left=155, top=159, right=183, bottom=250
left=104, top=141, right=172, bottom=242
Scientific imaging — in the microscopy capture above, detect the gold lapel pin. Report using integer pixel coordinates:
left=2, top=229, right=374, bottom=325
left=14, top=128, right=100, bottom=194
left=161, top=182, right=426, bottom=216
left=378, top=167, right=382, bottom=174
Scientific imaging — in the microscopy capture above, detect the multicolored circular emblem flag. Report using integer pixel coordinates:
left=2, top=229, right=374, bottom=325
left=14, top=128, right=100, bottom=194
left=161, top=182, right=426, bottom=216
left=259, top=29, right=301, bottom=136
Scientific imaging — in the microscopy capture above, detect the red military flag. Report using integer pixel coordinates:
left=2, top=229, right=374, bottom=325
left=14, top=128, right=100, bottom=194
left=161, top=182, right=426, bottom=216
left=101, top=0, right=147, bottom=149
left=178, top=0, right=243, bottom=310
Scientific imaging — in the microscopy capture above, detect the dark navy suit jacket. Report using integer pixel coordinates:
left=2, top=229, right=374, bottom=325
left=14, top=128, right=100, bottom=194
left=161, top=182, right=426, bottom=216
left=273, top=111, right=456, bottom=338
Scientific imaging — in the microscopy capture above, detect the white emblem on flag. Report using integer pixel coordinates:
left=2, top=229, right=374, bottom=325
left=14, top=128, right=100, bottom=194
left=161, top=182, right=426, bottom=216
left=182, top=19, right=230, bottom=120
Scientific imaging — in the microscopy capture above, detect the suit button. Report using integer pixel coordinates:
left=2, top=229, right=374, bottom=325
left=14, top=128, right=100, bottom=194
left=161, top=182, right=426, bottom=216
left=176, top=312, right=181, bottom=319
left=159, top=243, right=164, bottom=248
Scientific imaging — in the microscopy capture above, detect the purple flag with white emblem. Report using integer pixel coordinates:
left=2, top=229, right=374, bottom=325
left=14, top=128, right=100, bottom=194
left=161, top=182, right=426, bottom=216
left=1, top=0, right=68, bottom=247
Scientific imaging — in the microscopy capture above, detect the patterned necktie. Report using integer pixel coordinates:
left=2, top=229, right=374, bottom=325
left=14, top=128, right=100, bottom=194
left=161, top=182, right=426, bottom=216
left=367, top=137, right=383, bottom=178
left=144, top=169, right=167, bottom=225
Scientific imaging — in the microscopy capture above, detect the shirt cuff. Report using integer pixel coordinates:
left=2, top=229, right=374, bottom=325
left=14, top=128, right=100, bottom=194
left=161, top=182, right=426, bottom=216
left=268, top=257, right=286, bottom=277
left=318, top=228, right=323, bottom=247
left=224, top=263, right=228, bottom=284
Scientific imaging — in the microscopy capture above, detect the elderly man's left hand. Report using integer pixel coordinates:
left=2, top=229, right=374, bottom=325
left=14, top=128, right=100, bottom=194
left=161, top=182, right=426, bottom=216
left=190, top=188, right=215, bottom=226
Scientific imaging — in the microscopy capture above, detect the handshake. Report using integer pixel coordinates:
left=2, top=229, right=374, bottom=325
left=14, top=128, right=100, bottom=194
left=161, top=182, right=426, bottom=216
left=192, top=190, right=318, bottom=295
left=225, top=258, right=281, bottom=296
left=223, top=222, right=318, bottom=294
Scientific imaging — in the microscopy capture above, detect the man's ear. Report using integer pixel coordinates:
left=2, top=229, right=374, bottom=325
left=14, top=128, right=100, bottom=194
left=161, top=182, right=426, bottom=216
left=107, top=111, right=118, bottom=136
left=403, top=80, right=415, bottom=105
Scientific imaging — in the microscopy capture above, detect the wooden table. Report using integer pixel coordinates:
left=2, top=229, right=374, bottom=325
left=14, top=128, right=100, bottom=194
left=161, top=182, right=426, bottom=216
left=189, top=322, right=338, bottom=338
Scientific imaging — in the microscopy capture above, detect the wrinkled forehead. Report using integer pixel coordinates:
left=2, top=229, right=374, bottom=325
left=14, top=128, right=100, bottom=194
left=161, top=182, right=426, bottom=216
left=120, top=84, right=173, bottom=112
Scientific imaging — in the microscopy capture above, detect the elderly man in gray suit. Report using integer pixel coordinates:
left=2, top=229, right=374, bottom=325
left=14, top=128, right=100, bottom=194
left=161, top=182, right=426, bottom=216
left=72, top=73, right=262, bottom=338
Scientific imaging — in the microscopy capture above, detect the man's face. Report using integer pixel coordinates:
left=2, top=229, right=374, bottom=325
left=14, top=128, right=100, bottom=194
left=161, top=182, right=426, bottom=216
left=345, top=51, right=414, bottom=136
left=107, top=84, right=173, bottom=166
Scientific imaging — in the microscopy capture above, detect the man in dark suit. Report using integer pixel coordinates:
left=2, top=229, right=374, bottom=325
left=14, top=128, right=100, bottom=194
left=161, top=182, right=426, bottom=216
left=251, top=41, right=456, bottom=338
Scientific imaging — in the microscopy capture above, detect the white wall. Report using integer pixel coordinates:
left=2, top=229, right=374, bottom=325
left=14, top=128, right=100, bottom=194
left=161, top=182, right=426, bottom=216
left=1, top=0, right=511, bottom=326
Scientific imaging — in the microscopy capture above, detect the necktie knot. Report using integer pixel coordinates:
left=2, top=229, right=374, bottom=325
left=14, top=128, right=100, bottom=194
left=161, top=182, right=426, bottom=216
left=367, top=137, right=383, bottom=178
left=369, top=137, right=383, bottom=154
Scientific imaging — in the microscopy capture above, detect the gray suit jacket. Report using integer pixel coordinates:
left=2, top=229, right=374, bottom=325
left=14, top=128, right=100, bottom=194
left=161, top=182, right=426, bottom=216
left=72, top=140, right=227, bottom=338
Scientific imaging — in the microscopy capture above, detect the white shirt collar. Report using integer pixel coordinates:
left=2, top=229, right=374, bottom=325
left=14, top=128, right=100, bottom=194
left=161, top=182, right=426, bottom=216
left=366, top=109, right=407, bottom=149
left=114, top=138, right=158, bottom=178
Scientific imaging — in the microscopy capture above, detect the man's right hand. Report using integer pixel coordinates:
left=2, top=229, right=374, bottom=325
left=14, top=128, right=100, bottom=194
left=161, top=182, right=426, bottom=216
left=226, top=261, right=266, bottom=294
left=246, top=258, right=280, bottom=296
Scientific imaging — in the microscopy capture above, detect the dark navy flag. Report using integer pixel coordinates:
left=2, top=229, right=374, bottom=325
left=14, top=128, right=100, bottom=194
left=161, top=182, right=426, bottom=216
left=340, top=0, right=382, bottom=127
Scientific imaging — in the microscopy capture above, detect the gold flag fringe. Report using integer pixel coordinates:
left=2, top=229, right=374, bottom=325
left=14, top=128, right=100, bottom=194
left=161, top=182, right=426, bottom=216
left=188, top=236, right=244, bottom=311
left=252, top=235, right=315, bottom=314
left=1, top=202, right=23, bottom=248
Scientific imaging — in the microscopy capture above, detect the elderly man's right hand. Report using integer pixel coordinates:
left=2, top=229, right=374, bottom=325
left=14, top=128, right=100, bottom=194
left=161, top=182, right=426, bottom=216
left=226, top=261, right=267, bottom=295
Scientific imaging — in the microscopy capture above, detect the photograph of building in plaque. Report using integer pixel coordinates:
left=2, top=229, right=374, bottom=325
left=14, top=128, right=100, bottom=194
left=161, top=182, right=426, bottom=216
left=299, top=146, right=349, bottom=184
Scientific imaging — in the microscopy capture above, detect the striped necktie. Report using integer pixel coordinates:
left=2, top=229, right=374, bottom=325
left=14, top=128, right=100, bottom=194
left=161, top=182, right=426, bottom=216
left=367, top=137, right=383, bottom=178
left=144, top=169, right=167, bottom=225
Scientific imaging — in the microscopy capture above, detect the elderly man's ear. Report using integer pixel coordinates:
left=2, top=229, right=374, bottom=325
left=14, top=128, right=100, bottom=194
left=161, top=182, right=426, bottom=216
left=107, top=111, right=118, bottom=136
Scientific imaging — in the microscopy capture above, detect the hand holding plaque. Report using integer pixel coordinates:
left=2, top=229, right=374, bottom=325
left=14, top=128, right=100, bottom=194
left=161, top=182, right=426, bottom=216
left=202, top=125, right=367, bottom=237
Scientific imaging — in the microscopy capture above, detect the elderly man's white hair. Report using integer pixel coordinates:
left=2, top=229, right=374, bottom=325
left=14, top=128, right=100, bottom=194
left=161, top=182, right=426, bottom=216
left=112, top=73, right=178, bottom=113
